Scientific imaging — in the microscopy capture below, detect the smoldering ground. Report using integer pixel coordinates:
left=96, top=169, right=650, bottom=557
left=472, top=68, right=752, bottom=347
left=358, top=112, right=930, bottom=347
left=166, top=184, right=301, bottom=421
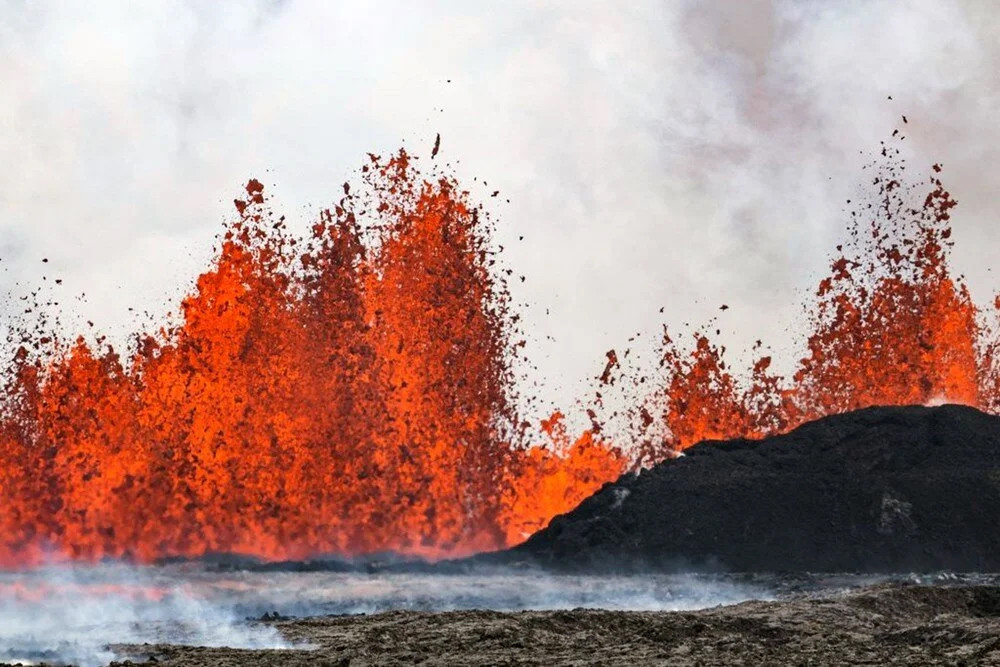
left=122, top=582, right=1000, bottom=666
left=0, top=562, right=778, bottom=665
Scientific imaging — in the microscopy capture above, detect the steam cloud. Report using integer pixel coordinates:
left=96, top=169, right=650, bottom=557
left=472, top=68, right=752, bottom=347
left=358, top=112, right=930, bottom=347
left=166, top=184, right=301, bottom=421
left=0, top=564, right=291, bottom=667
left=1, top=2, right=998, bottom=416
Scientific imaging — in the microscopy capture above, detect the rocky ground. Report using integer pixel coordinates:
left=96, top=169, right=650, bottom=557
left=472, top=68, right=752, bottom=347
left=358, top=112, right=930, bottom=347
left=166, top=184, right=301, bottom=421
left=98, top=583, right=1000, bottom=666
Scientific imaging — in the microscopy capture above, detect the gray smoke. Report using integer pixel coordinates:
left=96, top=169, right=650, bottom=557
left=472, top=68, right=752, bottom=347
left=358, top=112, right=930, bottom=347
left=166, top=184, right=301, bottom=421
left=0, top=0, right=997, bottom=423
left=0, top=562, right=771, bottom=665
left=0, top=563, right=292, bottom=666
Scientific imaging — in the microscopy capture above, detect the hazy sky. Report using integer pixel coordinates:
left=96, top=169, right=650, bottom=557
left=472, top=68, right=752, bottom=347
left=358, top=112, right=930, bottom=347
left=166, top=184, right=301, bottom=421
left=1, top=0, right=998, bottom=418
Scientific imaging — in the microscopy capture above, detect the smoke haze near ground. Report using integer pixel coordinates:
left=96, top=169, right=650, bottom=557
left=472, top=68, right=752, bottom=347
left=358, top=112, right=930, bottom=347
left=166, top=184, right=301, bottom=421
left=1, top=1, right=998, bottom=420
left=0, top=564, right=292, bottom=666
left=0, top=564, right=769, bottom=665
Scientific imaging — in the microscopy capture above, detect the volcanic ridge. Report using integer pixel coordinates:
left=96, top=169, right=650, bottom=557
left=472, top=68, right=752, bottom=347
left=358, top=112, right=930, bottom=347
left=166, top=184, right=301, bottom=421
left=502, top=404, right=1000, bottom=573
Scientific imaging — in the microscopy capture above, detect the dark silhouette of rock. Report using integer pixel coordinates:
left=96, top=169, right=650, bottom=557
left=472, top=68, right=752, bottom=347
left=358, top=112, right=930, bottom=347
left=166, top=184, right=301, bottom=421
left=507, top=404, right=1000, bottom=572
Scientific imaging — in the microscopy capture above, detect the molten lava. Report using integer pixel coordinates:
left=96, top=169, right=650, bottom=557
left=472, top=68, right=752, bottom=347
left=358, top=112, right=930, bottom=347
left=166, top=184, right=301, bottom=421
left=0, top=139, right=997, bottom=567
left=633, top=147, right=999, bottom=463
left=0, top=152, right=623, bottom=566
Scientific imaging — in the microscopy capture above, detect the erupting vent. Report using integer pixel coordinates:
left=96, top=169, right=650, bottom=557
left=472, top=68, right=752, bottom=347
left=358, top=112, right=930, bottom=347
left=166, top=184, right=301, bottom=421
left=628, top=150, right=1000, bottom=466
left=0, top=141, right=997, bottom=567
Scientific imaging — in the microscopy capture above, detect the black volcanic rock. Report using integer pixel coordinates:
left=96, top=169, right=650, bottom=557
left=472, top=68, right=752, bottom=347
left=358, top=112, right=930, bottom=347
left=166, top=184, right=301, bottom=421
left=508, top=404, right=1000, bottom=572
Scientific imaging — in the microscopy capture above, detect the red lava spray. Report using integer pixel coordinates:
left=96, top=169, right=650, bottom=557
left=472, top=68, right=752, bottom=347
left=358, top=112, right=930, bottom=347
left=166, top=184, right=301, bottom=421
left=0, top=138, right=997, bottom=566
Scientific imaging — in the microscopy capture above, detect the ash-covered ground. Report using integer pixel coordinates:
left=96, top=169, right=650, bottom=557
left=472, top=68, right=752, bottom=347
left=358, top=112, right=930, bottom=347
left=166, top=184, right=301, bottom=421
left=511, top=405, right=1000, bottom=573
left=3, top=566, right=1000, bottom=666
left=110, top=581, right=1000, bottom=666
left=0, top=563, right=769, bottom=665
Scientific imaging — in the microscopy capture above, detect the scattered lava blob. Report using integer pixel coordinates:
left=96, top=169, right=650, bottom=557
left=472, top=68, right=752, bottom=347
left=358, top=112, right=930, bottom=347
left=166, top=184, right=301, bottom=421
left=0, top=138, right=998, bottom=567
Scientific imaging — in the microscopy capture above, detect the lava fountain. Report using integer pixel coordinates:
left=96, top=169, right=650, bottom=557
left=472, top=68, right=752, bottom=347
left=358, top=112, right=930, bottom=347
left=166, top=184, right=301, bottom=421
left=0, top=151, right=624, bottom=566
left=0, top=138, right=997, bottom=567
left=630, top=142, right=999, bottom=465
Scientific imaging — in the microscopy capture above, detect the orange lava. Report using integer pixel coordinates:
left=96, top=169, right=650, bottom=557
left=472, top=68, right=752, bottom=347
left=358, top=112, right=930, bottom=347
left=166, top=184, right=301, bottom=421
left=634, top=148, right=999, bottom=462
left=1, top=139, right=997, bottom=567
left=0, top=151, right=623, bottom=566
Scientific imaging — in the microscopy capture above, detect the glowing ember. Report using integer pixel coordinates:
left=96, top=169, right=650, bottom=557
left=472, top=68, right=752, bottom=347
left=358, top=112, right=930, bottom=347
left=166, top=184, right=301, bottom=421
left=0, top=138, right=997, bottom=567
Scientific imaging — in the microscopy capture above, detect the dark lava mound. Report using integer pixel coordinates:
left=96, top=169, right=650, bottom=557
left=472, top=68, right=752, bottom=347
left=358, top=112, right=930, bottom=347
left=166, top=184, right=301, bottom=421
left=508, top=404, right=1000, bottom=572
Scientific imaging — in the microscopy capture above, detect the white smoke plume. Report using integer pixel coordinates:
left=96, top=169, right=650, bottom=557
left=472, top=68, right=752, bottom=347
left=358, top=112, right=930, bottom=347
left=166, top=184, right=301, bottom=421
left=0, top=1, right=997, bottom=417
left=0, top=563, right=291, bottom=666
